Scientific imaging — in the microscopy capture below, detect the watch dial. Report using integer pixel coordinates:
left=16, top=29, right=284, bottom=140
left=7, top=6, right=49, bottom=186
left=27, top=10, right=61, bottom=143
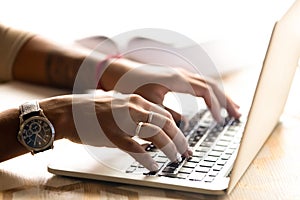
left=21, top=117, right=54, bottom=149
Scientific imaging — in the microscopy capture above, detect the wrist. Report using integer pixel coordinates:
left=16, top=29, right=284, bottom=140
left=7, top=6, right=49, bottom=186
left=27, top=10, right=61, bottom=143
left=99, top=58, right=138, bottom=91
left=39, top=95, right=74, bottom=141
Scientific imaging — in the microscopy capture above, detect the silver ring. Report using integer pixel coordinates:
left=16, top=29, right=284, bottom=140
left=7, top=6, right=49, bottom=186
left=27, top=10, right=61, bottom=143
left=135, top=122, right=143, bottom=137
left=147, top=111, right=154, bottom=123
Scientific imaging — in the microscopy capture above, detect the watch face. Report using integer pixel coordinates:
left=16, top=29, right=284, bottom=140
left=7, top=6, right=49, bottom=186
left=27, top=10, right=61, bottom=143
left=19, top=116, right=55, bottom=151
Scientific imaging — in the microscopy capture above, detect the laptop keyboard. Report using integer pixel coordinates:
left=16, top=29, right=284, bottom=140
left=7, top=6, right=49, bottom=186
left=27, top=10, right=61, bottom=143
left=125, top=109, right=244, bottom=183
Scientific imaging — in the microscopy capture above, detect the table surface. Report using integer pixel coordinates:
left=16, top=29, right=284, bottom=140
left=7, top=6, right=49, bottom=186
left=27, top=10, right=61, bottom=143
left=1, top=67, right=300, bottom=200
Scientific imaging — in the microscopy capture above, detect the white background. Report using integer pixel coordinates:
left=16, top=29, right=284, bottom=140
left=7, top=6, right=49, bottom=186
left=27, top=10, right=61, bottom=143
left=0, top=0, right=296, bottom=72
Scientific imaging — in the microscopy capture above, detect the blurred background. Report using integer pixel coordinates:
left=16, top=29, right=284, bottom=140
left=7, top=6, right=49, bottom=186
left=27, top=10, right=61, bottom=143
left=0, top=0, right=296, bottom=73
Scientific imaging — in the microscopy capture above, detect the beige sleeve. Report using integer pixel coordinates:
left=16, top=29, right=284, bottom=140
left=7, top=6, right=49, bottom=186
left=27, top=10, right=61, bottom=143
left=0, top=24, right=34, bottom=82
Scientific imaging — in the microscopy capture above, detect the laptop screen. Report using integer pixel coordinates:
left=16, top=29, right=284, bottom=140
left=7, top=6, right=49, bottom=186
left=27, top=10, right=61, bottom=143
left=228, top=0, right=300, bottom=193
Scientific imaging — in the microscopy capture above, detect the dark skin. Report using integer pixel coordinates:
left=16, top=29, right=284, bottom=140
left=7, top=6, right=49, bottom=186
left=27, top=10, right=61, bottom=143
left=13, top=36, right=84, bottom=88
left=0, top=35, right=240, bottom=164
left=1, top=36, right=130, bottom=161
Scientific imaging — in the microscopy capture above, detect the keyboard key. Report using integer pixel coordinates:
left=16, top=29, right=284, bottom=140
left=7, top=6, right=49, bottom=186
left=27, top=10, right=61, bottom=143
left=143, top=170, right=158, bottom=176
left=155, top=156, right=169, bottom=163
left=161, top=158, right=185, bottom=174
left=188, top=156, right=202, bottom=163
left=176, top=172, right=189, bottom=179
left=183, top=162, right=198, bottom=168
left=196, top=146, right=210, bottom=152
left=179, top=167, right=194, bottom=174
left=204, top=156, right=218, bottom=162
left=224, top=131, right=236, bottom=137
left=225, top=149, right=235, bottom=155
left=199, top=161, right=215, bottom=168
left=221, top=154, right=231, bottom=160
left=213, top=165, right=223, bottom=171
left=195, top=166, right=210, bottom=173
left=194, top=134, right=203, bottom=140
left=167, top=161, right=181, bottom=168
left=133, top=167, right=149, bottom=174
left=145, top=143, right=156, bottom=151
left=220, top=136, right=233, bottom=142
left=193, top=151, right=206, bottom=158
left=204, top=176, right=215, bottom=183
left=196, top=129, right=206, bottom=136
left=189, top=172, right=206, bottom=181
left=189, top=141, right=198, bottom=147
left=126, top=166, right=137, bottom=173
left=162, top=166, right=177, bottom=173
left=209, top=151, right=223, bottom=157
left=208, top=170, right=219, bottom=177
left=201, top=141, right=214, bottom=147
left=216, top=141, right=230, bottom=147
left=213, top=146, right=227, bottom=152
left=216, top=160, right=227, bottom=166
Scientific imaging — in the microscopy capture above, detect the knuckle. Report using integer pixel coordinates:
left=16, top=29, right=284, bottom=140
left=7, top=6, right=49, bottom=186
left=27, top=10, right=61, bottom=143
left=129, top=94, right=144, bottom=103
left=208, top=81, right=219, bottom=91
left=163, top=118, right=175, bottom=132
left=202, top=84, right=212, bottom=97
left=122, top=138, right=137, bottom=149
left=165, top=112, right=173, bottom=120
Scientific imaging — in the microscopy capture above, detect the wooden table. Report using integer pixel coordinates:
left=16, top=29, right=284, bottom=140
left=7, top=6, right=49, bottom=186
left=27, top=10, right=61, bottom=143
left=1, top=67, right=300, bottom=200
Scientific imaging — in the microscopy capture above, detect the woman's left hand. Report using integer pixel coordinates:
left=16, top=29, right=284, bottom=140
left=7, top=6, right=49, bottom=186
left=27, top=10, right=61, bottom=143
left=100, top=59, right=241, bottom=123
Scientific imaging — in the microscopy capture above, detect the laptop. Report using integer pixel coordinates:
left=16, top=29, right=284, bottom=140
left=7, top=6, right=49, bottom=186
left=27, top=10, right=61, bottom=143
left=48, top=1, right=300, bottom=195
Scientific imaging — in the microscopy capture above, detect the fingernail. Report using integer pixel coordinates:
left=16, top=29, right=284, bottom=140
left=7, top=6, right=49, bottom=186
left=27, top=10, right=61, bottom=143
left=150, top=163, right=159, bottom=172
left=187, top=148, right=193, bottom=156
left=176, top=153, right=182, bottom=162
left=182, top=148, right=193, bottom=158
left=217, top=116, right=225, bottom=125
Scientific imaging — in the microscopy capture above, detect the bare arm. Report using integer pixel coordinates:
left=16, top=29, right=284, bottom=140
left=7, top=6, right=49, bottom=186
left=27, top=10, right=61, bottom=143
left=1, top=34, right=240, bottom=165
left=12, top=35, right=131, bottom=90
left=0, top=98, right=68, bottom=162
left=0, top=108, right=24, bottom=161
left=12, top=36, right=89, bottom=89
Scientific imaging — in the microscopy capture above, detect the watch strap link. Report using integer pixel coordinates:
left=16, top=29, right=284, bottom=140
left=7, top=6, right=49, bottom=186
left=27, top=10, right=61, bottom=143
left=20, top=100, right=41, bottom=120
left=20, top=100, right=40, bottom=115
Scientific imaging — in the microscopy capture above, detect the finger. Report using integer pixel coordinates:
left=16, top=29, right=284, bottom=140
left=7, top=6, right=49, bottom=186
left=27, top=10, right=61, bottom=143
left=137, top=123, right=182, bottom=162
left=127, top=95, right=192, bottom=157
left=160, top=119, right=193, bottom=157
left=128, top=94, right=172, bottom=120
left=145, top=101, right=173, bottom=120
left=205, top=81, right=241, bottom=119
left=127, top=151, right=160, bottom=172
left=115, top=136, right=159, bottom=171
left=138, top=115, right=192, bottom=158
left=191, top=81, right=223, bottom=123
left=163, top=106, right=182, bottom=122
left=163, top=106, right=189, bottom=131
left=223, top=96, right=241, bottom=119
left=192, top=76, right=241, bottom=119
left=207, top=91, right=223, bottom=123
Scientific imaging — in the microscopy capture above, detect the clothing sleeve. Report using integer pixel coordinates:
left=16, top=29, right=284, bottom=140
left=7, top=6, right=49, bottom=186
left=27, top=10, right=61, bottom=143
left=0, top=24, right=34, bottom=82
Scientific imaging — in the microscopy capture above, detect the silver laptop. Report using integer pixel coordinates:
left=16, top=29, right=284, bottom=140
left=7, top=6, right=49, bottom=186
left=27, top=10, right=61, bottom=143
left=48, top=1, right=300, bottom=195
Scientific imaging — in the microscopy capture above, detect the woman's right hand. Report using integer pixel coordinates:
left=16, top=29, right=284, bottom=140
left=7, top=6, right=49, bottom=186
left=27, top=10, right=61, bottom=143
left=39, top=92, right=192, bottom=172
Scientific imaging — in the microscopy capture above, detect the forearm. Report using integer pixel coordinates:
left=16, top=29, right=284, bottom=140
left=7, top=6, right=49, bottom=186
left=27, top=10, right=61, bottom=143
left=0, top=108, right=25, bottom=162
left=12, top=36, right=86, bottom=89
left=0, top=96, right=72, bottom=162
left=12, top=35, right=137, bottom=91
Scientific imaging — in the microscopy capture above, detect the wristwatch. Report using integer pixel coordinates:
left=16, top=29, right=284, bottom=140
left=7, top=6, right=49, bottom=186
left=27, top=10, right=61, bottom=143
left=18, top=100, right=55, bottom=154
